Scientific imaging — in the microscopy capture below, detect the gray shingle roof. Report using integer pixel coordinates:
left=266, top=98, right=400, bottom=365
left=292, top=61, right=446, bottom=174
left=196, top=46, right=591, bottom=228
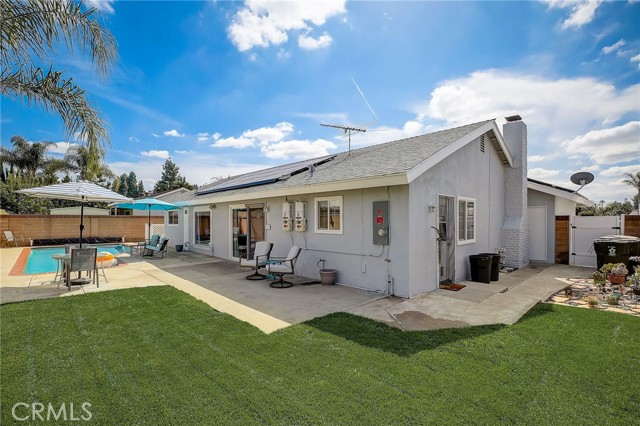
left=176, top=120, right=494, bottom=203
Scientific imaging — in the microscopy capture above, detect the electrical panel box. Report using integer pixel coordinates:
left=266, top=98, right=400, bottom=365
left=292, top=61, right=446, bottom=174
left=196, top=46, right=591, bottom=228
left=373, top=201, right=390, bottom=245
left=294, top=202, right=307, bottom=232
left=282, top=202, right=293, bottom=231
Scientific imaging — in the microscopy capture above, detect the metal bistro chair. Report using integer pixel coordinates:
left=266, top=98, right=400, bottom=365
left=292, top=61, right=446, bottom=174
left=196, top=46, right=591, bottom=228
left=240, top=241, right=273, bottom=280
left=263, top=246, right=301, bottom=289
left=62, top=248, right=98, bottom=291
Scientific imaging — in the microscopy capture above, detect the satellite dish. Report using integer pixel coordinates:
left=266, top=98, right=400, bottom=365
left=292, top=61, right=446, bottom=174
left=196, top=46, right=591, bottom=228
left=570, top=171, right=594, bottom=193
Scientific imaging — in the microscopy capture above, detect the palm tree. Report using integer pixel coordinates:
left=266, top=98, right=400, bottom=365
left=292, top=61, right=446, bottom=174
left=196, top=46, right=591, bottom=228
left=0, top=0, right=117, bottom=177
left=0, top=135, right=68, bottom=181
left=64, top=144, right=115, bottom=182
left=622, top=171, right=640, bottom=211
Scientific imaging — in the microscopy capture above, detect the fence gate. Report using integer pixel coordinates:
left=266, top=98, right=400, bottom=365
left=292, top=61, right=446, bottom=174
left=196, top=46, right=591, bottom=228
left=570, top=215, right=622, bottom=267
left=146, top=224, right=166, bottom=240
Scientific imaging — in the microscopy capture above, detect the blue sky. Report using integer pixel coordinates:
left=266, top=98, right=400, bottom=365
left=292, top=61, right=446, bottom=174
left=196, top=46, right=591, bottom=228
left=2, top=0, right=639, bottom=202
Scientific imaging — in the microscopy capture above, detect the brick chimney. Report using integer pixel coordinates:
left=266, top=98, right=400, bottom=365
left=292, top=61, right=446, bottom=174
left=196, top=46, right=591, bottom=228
left=502, top=115, right=529, bottom=268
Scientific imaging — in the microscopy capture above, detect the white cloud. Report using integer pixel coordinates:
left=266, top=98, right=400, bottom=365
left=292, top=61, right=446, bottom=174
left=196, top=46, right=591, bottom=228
left=528, top=155, right=546, bottom=162
left=260, top=138, right=336, bottom=160
left=197, top=132, right=210, bottom=142
left=212, top=132, right=221, bottom=140
left=529, top=168, right=561, bottom=179
left=85, top=0, right=115, bottom=14
left=163, top=129, right=185, bottom=138
left=599, top=165, right=640, bottom=177
left=227, top=0, right=346, bottom=51
left=151, top=133, right=160, bottom=138
left=602, top=39, right=626, bottom=54
left=47, top=142, right=78, bottom=155
left=298, top=32, right=333, bottom=50
left=542, top=0, right=602, bottom=29
left=212, top=136, right=255, bottom=149
left=141, top=150, right=170, bottom=159
left=174, top=150, right=194, bottom=155
left=128, top=136, right=140, bottom=143
left=562, top=121, right=640, bottom=164
left=244, top=121, right=294, bottom=145
left=421, top=70, right=639, bottom=143
left=631, top=54, right=640, bottom=62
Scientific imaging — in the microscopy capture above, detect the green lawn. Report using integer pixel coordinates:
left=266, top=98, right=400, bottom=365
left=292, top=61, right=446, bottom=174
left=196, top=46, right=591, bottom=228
left=1, top=286, right=639, bottom=425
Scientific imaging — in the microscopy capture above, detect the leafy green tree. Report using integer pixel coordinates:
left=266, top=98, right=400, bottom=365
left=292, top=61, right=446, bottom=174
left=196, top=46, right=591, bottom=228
left=0, top=135, right=68, bottom=182
left=153, top=158, right=195, bottom=193
left=0, top=174, right=52, bottom=214
left=63, top=144, right=114, bottom=183
left=622, top=171, right=640, bottom=211
left=1, top=0, right=117, bottom=177
left=117, top=173, right=128, bottom=196
left=137, top=180, right=145, bottom=197
left=126, top=171, right=140, bottom=198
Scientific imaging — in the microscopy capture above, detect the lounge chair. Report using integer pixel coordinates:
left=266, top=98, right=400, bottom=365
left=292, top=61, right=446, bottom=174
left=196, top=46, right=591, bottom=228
left=3, top=230, right=25, bottom=247
left=144, top=237, right=169, bottom=258
left=262, top=246, right=302, bottom=288
left=240, top=241, right=273, bottom=280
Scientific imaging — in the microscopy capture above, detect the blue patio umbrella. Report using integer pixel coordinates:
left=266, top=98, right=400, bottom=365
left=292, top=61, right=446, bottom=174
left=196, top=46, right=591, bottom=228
left=112, top=197, right=179, bottom=239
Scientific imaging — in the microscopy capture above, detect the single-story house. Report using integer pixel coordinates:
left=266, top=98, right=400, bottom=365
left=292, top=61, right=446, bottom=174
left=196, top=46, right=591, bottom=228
left=164, top=116, right=533, bottom=298
left=111, top=188, right=191, bottom=216
left=527, top=178, right=594, bottom=264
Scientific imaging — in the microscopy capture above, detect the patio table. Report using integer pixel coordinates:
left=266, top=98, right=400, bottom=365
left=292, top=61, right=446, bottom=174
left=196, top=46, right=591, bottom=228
left=123, top=241, right=146, bottom=256
left=51, top=254, right=92, bottom=288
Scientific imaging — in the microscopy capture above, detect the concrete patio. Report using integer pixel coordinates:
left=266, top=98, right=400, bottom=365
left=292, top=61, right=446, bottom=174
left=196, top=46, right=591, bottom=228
left=0, top=246, right=595, bottom=333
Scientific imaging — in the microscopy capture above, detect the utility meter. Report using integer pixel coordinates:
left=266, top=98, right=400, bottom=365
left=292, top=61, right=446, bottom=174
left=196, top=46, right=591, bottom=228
left=282, top=202, right=293, bottom=231
left=294, top=202, right=307, bottom=232
left=373, top=201, right=390, bottom=245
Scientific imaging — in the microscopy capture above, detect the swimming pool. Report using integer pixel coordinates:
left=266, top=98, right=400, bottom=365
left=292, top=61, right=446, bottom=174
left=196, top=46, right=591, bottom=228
left=23, top=245, right=129, bottom=274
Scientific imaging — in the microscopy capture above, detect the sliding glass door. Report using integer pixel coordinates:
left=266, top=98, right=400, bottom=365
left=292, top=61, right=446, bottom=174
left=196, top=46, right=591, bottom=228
left=231, top=204, right=266, bottom=260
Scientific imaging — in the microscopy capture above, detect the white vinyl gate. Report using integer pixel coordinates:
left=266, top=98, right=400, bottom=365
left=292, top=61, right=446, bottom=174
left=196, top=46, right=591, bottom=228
left=570, top=216, right=622, bottom=267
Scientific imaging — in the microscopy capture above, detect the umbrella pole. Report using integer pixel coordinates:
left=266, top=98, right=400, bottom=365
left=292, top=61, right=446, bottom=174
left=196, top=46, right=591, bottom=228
left=79, top=199, right=85, bottom=249
left=148, top=208, right=151, bottom=240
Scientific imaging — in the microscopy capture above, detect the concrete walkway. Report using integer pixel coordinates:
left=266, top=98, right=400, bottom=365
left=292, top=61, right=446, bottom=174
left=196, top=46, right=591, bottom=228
left=0, top=247, right=594, bottom=333
left=348, top=264, right=594, bottom=330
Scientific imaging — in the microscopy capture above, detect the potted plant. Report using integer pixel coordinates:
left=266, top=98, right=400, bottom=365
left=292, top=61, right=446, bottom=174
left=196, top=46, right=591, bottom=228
left=592, top=271, right=606, bottom=287
left=629, top=269, right=640, bottom=296
left=584, top=296, right=599, bottom=308
left=608, top=263, right=628, bottom=285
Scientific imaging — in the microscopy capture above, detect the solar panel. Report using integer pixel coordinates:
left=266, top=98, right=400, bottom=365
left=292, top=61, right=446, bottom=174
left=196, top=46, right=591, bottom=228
left=196, top=155, right=335, bottom=196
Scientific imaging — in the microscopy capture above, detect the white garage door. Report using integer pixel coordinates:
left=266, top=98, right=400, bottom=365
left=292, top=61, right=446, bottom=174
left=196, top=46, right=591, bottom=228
left=528, top=206, right=547, bottom=262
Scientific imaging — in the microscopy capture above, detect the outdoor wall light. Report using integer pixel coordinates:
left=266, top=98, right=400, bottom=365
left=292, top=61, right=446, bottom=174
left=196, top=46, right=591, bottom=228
left=209, top=204, right=217, bottom=210
left=428, top=203, right=437, bottom=212
left=264, top=205, right=270, bottom=213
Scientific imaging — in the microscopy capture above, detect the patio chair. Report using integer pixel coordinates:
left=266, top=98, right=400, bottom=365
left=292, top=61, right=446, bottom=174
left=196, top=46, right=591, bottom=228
left=147, top=234, right=160, bottom=246
left=61, top=248, right=98, bottom=291
left=240, top=241, right=273, bottom=280
left=3, top=230, right=25, bottom=247
left=144, top=237, right=169, bottom=258
left=262, top=246, right=301, bottom=289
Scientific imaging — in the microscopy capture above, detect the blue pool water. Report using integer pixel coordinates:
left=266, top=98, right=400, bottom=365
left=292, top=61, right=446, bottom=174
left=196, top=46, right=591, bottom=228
left=24, top=245, right=129, bottom=274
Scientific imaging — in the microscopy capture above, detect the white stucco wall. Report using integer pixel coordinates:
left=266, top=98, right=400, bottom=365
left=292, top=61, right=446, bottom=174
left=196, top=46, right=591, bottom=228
left=178, top=187, right=410, bottom=296
left=527, top=188, right=555, bottom=263
left=408, top=134, right=507, bottom=296
left=555, top=197, right=577, bottom=216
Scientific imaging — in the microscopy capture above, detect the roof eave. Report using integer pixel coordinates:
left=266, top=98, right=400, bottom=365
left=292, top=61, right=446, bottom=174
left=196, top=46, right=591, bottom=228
left=527, top=180, right=595, bottom=207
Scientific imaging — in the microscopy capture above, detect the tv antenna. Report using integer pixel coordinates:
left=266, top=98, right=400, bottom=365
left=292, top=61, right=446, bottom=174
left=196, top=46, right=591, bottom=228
left=570, top=171, right=594, bottom=193
left=321, top=78, right=379, bottom=155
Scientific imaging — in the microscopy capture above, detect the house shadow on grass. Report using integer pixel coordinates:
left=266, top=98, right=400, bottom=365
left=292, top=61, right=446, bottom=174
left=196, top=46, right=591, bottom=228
left=304, top=312, right=506, bottom=357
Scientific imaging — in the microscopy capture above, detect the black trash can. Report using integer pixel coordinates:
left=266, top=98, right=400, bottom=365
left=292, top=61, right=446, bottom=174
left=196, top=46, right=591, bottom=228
left=469, top=255, right=492, bottom=284
left=479, top=253, right=501, bottom=281
left=593, top=235, right=640, bottom=273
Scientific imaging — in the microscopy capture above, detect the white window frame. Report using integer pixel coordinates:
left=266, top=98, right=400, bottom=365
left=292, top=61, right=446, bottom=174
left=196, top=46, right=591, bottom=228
left=167, top=210, right=179, bottom=226
left=457, top=197, right=476, bottom=245
left=314, top=196, right=343, bottom=234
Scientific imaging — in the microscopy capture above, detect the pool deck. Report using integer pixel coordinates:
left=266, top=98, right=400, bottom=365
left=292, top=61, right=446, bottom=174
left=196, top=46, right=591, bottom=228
left=1, top=246, right=596, bottom=334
